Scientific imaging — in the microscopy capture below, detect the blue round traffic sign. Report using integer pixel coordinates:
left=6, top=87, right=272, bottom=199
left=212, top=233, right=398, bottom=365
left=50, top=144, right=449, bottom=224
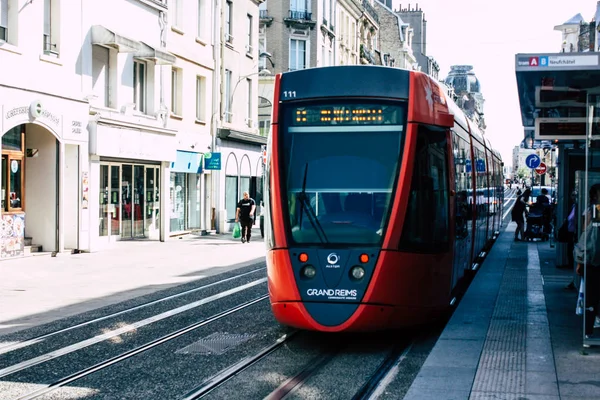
left=525, top=154, right=541, bottom=169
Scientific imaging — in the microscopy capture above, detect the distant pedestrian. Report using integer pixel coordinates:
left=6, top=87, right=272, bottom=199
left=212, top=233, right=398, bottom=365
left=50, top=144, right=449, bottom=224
left=511, top=188, right=530, bottom=241
left=235, top=191, right=256, bottom=243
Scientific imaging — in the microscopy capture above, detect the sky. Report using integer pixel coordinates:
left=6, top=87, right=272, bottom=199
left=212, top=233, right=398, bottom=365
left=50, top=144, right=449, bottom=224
left=391, top=0, right=596, bottom=166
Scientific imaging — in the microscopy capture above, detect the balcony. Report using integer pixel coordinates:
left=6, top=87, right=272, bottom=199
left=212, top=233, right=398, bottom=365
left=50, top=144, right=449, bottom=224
left=362, top=0, right=380, bottom=24
left=259, top=10, right=274, bottom=26
left=284, top=10, right=316, bottom=29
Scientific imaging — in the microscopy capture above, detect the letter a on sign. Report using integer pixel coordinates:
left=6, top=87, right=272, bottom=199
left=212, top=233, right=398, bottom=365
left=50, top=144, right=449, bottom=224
left=529, top=57, right=538, bottom=66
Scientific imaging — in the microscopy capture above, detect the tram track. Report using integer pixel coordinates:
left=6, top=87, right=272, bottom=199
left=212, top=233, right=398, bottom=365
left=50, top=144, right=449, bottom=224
left=180, top=331, right=299, bottom=400
left=0, top=278, right=267, bottom=379
left=12, top=295, right=270, bottom=400
left=351, top=340, right=414, bottom=400
left=0, top=267, right=266, bottom=356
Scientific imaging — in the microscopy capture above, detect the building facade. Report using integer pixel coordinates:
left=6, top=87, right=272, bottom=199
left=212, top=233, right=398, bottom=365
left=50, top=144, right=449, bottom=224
left=396, top=3, right=440, bottom=79
left=0, top=0, right=91, bottom=257
left=216, top=0, right=266, bottom=233
left=335, top=0, right=361, bottom=65
left=165, top=0, right=214, bottom=235
left=373, top=0, right=418, bottom=69
left=85, top=0, right=177, bottom=250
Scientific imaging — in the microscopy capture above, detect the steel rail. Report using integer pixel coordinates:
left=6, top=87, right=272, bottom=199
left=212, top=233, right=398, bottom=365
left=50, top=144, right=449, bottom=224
left=0, top=278, right=267, bottom=378
left=0, top=267, right=266, bottom=356
left=180, top=331, right=299, bottom=400
left=14, top=295, right=269, bottom=400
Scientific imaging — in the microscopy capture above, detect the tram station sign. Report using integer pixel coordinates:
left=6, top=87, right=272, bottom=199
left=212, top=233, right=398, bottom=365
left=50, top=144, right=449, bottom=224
left=516, top=51, right=600, bottom=143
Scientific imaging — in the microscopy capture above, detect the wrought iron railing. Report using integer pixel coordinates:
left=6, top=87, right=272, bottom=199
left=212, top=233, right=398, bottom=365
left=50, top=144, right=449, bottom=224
left=288, top=10, right=312, bottom=21
left=362, top=0, right=379, bottom=24
left=259, top=10, right=270, bottom=19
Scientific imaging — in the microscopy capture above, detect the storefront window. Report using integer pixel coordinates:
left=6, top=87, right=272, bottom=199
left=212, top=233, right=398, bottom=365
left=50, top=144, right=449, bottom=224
left=2, top=126, right=23, bottom=152
left=2, top=156, right=24, bottom=212
left=226, top=175, right=238, bottom=221
left=2, top=125, right=25, bottom=212
left=187, top=174, right=202, bottom=229
left=170, top=172, right=187, bottom=232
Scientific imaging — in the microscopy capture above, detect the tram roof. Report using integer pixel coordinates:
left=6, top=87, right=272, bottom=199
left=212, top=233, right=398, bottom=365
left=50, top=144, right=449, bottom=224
left=515, top=52, right=600, bottom=142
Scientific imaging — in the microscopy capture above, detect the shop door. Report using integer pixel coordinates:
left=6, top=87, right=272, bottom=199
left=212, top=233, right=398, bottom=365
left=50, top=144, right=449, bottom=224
left=121, top=164, right=154, bottom=239
left=145, top=167, right=160, bottom=239
left=99, top=164, right=122, bottom=241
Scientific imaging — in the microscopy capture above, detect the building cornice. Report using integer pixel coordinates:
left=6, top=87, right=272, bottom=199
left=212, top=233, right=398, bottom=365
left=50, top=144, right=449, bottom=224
left=170, top=51, right=215, bottom=71
left=0, top=84, right=88, bottom=104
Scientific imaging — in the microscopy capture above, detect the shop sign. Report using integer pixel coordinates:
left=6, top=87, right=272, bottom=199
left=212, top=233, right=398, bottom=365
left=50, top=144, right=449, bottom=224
left=4, top=100, right=61, bottom=128
left=204, top=152, right=221, bottom=170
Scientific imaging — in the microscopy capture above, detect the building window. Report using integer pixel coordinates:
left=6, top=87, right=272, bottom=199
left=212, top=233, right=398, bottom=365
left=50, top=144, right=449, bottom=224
left=290, top=39, right=306, bottom=71
left=259, top=120, right=270, bottom=137
left=133, top=60, right=146, bottom=113
left=224, top=69, right=232, bottom=123
left=171, top=67, right=182, bottom=116
left=291, top=0, right=308, bottom=12
left=225, top=1, right=233, bottom=43
left=196, top=76, right=206, bottom=121
left=197, top=0, right=208, bottom=39
left=246, top=78, right=252, bottom=127
left=92, top=45, right=110, bottom=107
left=0, top=0, right=7, bottom=42
left=246, top=14, right=253, bottom=54
left=2, top=125, right=25, bottom=212
left=225, top=175, right=238, bottom=221
left=43, top=0, right=59, bottom=56
left=173, top=0, right=183, bottom=28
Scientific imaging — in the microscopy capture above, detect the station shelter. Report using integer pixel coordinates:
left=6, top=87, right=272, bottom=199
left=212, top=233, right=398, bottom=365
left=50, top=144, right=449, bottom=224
left=516, top=51, right=600, bottom=347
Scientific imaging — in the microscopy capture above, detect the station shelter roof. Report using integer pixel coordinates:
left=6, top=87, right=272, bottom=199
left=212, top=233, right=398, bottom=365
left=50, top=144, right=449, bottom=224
left=515, top=52, right=600, bottom=142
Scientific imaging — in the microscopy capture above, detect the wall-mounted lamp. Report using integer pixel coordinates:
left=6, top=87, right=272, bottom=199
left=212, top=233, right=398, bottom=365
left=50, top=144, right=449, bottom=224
left=259, top=51, right=275, bottom=68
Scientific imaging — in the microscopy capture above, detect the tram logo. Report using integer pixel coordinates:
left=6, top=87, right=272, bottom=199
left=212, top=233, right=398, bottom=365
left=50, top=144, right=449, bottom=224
left=327, top=253, right=340, bottom=265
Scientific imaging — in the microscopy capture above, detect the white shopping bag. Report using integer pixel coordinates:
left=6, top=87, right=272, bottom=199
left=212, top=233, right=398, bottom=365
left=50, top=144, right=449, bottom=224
left=576, top=277, right=585, bottom=316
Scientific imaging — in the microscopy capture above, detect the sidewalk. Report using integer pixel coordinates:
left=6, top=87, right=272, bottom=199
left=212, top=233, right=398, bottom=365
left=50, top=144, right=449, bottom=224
left=404, top=224, right=600, bottom=399
left=0, top=229, right=266, bottom=336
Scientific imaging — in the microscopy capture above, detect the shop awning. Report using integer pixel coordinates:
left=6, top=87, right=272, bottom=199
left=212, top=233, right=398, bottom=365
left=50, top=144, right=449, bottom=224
left=91, top=25, right=140, bottom=53
left=218, top=128, right=267, bottom=145
left=515, top=52, right=600, bottom=141
left=171, top=150, right=203, bottom=174
left=136, top=42, right=176, bottom=65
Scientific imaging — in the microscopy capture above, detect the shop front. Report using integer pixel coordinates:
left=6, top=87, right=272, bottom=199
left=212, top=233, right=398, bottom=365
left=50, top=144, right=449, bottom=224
left=89, top=116, right=177, bottom=249
left=98, top=162, right=161, bottom=240
left=169, top=150, right=205, bottom=235
left=217, top=129, right=266, bottom=233
left=0, top=89, right=89, bottom=258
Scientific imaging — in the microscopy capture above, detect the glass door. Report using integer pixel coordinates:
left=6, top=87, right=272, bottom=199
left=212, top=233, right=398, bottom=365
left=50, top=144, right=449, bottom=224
left=99, top=165, right=109, bottom=237
left=110, top=165, right=120, bottom=237
left=121, top=164, right=133, bottom=238
left=134, top=165, right=145, bottom=237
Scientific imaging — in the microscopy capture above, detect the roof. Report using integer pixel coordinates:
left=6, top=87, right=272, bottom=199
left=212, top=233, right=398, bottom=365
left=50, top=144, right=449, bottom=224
left=562, top=13, right=585, bottom=25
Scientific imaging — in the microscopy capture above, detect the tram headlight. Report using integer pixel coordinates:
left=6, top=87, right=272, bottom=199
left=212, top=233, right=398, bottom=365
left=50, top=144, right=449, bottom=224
left=350, top=266, right=365, bottom=280
left=301, top=265, right=317, bottom=279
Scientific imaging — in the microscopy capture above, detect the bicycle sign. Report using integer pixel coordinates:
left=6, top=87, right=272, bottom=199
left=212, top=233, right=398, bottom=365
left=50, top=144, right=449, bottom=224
left=525, top=154, right=541, bottom=169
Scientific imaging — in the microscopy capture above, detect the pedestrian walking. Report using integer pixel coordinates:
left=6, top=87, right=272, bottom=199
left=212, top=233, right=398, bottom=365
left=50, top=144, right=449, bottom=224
left=235, top=191, right=256, bottom=243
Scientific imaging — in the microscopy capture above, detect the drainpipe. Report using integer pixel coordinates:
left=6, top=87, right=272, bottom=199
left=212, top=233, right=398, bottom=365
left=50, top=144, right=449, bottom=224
left=210, top=0, right=222, bottom=231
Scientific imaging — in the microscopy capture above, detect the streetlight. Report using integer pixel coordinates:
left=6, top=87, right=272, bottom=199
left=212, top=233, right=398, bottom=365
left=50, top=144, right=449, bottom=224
left=224, top=69, right=272, bottom=122
left=259, top=51, right=275, bottom=68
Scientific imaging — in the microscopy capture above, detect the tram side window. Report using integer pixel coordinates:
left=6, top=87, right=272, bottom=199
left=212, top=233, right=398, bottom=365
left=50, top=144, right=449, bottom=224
left=399, top=125, right=449, bottom=252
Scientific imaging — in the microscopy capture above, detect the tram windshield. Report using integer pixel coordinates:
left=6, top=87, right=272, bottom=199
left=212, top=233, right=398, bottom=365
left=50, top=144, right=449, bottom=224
left=281, top=101, right=407, bottom=245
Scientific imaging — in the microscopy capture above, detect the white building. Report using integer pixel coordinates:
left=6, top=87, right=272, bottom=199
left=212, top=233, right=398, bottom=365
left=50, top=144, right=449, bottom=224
left=85, top=0, right=177, bottom=250
left=166, top=0, right=214, bottom=235
left=0, top=0, right=91, bottom=257
left=336, top=0, right=361, bottom=66
left=216, top=0, right=266, bottom=233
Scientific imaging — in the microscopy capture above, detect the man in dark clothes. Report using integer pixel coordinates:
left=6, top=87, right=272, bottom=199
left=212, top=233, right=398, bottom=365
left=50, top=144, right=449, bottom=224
left=235, top=191, right=256, bottom=243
